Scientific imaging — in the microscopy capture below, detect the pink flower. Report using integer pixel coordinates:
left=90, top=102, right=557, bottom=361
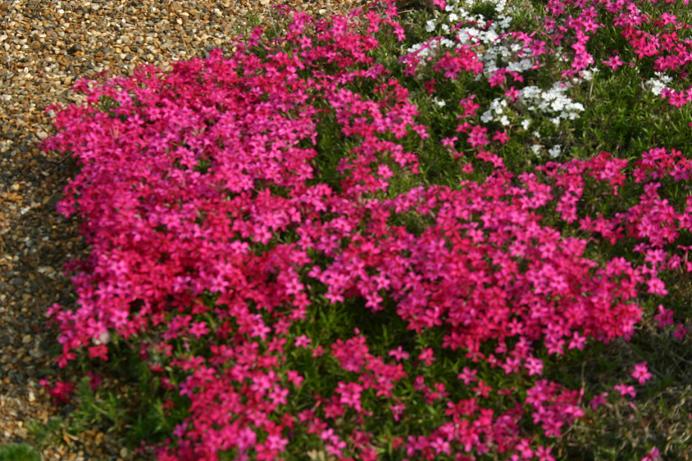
left=467, top=125, right=489, bottom=148
left=390, top=402, right=405, bottom=421
left=641, top=447, right=661, bottom=461
left=188, top=321, right=209, bottom=338
left=568, top=332, right=586, bottom=350
left=336, top=381, right=364, bottom=412
left=590, top=392, right=608, bottom=410
left=654, top=305, right=674, bottom=328
left=286, top=370, right=304, bottom=388
left=505, top=87, right=520, bottom=102
left=536, top=446, right=555, bottom=461
left=458, top=367, right=478, bottom=385
left=673, top=323, right=688, bottom=341
left=492, top=130, right=510, bottom=144
left=602, top=54, right=624, bottom=71
left=459, top=96, right=480, bottom=118
left=525, top=357, right=544, bottom=376
left=614, top=384, right=636, bottom=399
left=388, top=346, right=410, bottom=361
left=631, top=362, right=652, bottom=384
left=418, top=348, right=435, bottom=366
left=473, top=380, right=491, bottom=398
left=41, top=379, right=75, bottom=405
left=295, top=335, right=311, bottom=348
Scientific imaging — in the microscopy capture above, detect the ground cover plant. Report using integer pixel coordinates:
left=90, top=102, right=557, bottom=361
left=38, top=0, right=690, bottom=459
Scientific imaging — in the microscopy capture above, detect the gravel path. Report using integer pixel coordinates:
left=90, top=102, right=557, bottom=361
left=0, top=1, right=360, bottom=459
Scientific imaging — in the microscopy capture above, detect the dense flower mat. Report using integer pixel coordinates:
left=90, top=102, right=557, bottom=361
left=42, top=0, right=689, bottom=459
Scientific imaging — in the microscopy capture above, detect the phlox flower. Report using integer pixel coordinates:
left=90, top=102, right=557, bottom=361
left=390, top=402, right=405, bottom=421
left=294, top=335, right=311, bottom=348
left=474, top=380, right=492, bottom=398
left=432, top=0, right=447, bottom=10
left=653, top=304, right=674, bottom=328
left=188, top=321, right=208, bottom=338
left=525, top=357, right=544, bottom=376
left=646, top=276, right=668, bottom=296
left=589, top=392, right=608, bottom=410
left=672, top=323, right=688, bottom=341
left=536, top=446, right=555, bottom=461
left=613, top=383, right=636, bottom=398
left=568, top=332, right=586, bottom=350
left=642, top=447, right=662, bottom=461
left=631, top=362, right=652, bottom=384
left=505, top=86, right=520, bottom=102
left=602, top=54, right=624, bottom=71
left=492, top=130, right=510, bottom=144
left=40, top=379, right=75, bottom=405
left=514, top=439, right=533, bottom=459
left=459, top=95, right=480, bottom=118
left=286, top=370, right=304, bottom=388
left=88, top=344, right=109, bottom=361
left=388, top=346, right=410, bottom=361
left=265, top=434, right=288, bottom=452
left=458, top=367, right=478, bottom=384
left=312, top=345, right=325, bottom=358
left=336, top=381, right=364, bottom=412
left=418, top=348, right=435, bottom=366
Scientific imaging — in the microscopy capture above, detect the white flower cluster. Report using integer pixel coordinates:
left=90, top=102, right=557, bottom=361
left=406, top=0, right=590, bottom=159
left=530, top=143, right=564, bottom=158
left=409, top=0, right=535, bottom=77
left=646, top=72, right=673, bottom=97
left=519, top=83, right=584, bottom=126
left=575, top=67, right=599, bottom=83
left=404, top=32, right=460, bottom=68
left=433, top=97, right=447, bottom=107
left=480, top=97, right=511, bottom=126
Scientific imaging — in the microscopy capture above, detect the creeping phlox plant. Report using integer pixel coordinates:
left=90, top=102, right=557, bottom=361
left=42, top=0, right=689, bottom=460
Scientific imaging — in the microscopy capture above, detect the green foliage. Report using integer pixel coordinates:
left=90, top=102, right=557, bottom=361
left=0, top=444, right=41, bottom=461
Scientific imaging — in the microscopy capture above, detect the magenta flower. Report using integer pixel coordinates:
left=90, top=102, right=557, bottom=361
left=614, top=384, right=637, bottom=399
left=467, top=125, right=489, bottom=148
left=602, top=54, right=624, bottom=71
left=631, top=362, right=652, bottom=384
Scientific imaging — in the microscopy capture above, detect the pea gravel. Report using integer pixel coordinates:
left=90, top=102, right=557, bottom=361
left=0, top=1, right=362, bottom=459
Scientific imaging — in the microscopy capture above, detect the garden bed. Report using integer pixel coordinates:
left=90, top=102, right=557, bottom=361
left=2, top=0, right=690, bottom=460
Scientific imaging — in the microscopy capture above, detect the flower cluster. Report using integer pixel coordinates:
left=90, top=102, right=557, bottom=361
left=42, top=0, right=689, bottom=459
left=544, top=0, right=692, bottom=107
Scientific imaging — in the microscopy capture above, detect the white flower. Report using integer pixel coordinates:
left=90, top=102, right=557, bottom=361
left=646, top=73, right=672, bottom=96
left=485, top=30, right=498, bottom=43
left=551, top=99, right=565, bottom=111
left=94, top=330, right=110, bottom=345
left=521, top=119, right=531, bottom=130
left=548, top=145, right=562, bottom=158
